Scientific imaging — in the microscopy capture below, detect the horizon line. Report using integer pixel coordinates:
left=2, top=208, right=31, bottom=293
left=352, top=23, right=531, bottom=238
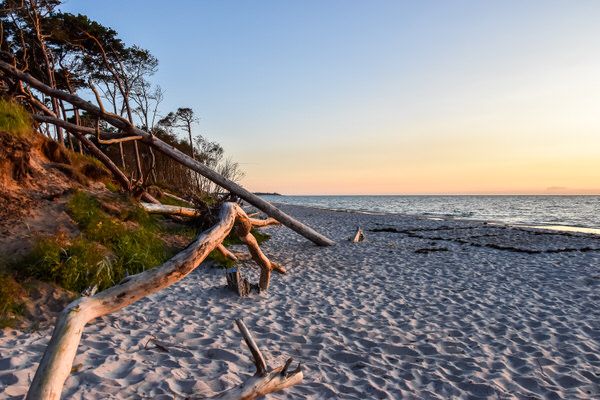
left=256, top=193, right=600, bottom=196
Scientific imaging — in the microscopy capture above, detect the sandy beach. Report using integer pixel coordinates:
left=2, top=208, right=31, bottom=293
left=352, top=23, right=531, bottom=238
left=1, top=204, right=600, bottom=399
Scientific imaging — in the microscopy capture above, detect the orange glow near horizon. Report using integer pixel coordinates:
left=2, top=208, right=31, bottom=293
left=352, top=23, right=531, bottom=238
left=237, top=63, right=600, bottom=195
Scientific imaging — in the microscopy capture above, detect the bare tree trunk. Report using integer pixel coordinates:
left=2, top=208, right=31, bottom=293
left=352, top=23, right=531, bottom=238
left=1, top=61, right=334, bottom=246
left=58, top=100, right=74, bottom=151
left=62, top=72, right=83, bottom=154
left=118, top=142, right=126, bottom=169
left=140, top=202, right=200, bottom=217
left=26, top=0, right=63, bottom=145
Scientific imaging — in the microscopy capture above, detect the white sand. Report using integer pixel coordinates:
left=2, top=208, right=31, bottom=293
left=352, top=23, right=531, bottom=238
left=1, top=204, right=600, bottom=399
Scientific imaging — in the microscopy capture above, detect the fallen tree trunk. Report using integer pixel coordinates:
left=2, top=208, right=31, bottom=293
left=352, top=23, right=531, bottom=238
left=140, top=202, right=200, bottom=217
left=0, top=59, right=333, bottom=246
left=25, top=202, right=288, bottom=400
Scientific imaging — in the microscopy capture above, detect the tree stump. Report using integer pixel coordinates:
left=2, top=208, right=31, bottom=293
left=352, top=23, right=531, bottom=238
left=225, top=267, right=257, bottom=297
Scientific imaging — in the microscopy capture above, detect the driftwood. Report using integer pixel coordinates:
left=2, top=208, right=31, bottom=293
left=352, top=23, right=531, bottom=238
left=143, top=202, right=283, bottom=296
left=0, top=57, right=334, bottom=246
left=352, top=227, right=365, bottom=242
left=225, top=267, right=256, bottom=297
left=24, top=202, right=289, bottom=400
left=211, top=319, right=303, bottom=399
left=216, top=243, right=239, bottom=262
left=140, top=202, right=200, bottom=217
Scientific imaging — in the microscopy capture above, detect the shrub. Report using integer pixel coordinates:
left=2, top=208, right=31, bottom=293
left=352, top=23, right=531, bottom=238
left=0, top=99, right=31, bottom=137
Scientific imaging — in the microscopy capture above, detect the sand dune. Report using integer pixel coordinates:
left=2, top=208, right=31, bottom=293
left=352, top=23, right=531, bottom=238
left=1, top=204, right=599, bottom=399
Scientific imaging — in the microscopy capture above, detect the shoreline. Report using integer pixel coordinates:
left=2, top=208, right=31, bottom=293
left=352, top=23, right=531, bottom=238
left=268, top=201, right=600, bottom=237
left=1, top=204, right=599, bottom=399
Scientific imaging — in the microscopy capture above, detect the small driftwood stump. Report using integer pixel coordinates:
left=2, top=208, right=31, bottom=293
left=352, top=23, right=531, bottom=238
left=351, top=226, right=365, bottom=242
left=225, top=267, right=257, bottom=297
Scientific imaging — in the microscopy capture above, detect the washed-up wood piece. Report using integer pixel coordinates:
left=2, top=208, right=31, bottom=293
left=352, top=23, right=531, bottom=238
left=140, top=202, right=201, bottom=217
left=225, top=267, right=255, bottom=297
left=210, top=319, right=303, bottom=399
left=352, top=226, right=365, bottom=242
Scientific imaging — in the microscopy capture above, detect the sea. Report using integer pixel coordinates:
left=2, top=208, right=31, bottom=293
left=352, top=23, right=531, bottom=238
left=260, top=195, right=600, bottom=234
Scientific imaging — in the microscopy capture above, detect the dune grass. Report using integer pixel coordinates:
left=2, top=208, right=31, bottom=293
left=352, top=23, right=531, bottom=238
left=0, top=99, right=32, bottom=137
left=20, top=191, right=171, bottom=293
left=0, top=273, right=25, bottom=328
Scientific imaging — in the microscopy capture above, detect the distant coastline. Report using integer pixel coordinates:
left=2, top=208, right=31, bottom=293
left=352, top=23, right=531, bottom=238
left=254, top=192, right=282, bottom=196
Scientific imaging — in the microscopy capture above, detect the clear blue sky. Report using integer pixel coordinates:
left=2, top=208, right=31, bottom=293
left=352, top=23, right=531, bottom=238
left=61, top=1, right=600, bottom=194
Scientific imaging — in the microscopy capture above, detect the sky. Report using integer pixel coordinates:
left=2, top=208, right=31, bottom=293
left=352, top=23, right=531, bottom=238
left=60, top=0, right=600, bottom=195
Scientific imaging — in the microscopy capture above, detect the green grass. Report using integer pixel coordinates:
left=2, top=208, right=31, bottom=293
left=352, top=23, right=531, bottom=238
left=0, top=99, right=32, bottom=137
left=208, top=248, right=237, bottom=269
left=13, top=190, right=271, bottom=301
left=159, top=195, right=191, bottom=208
left=0, top=273, right=25, bottom=328
left=221, top=228, right=271, bottom=247
left=21, top=237, right=111, bottom=293
left=19, top=191, right=172, bottom=293
left=104, top=181, right=119, bottom=192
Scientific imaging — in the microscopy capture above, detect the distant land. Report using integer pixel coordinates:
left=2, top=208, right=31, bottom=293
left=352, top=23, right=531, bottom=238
left=254, top=192, right=282, bottom=196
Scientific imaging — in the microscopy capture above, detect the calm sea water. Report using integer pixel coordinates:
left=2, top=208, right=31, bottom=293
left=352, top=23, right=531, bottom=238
left=261, top=195, right=600, bottom=231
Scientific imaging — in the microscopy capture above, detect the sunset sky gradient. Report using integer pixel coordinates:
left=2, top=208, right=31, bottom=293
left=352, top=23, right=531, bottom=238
left=62, top=0, right=600, bottom=194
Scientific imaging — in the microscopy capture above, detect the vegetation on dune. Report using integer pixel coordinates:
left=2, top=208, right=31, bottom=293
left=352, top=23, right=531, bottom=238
left=21, top=236, right=111, bottom=293
left=0, top=273, right=25, bottom=328
left=0, top=0, right=282, bottom=334
left=17, top=191, right=176, bottom=293
left=0, top=99, right=32, bottom=137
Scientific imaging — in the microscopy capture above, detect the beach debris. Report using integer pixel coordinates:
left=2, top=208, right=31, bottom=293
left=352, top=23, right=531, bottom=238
left=369, top=227, right=402, bottom=233
left=209, top=319, right=303, bottom=399
left=140, top=202, right=201, bottom=218
left=143, top=335, right=177, bottom=353
left=225, top=267, right=257, bottom=297
left=351, top=227, right=365, bottom=242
